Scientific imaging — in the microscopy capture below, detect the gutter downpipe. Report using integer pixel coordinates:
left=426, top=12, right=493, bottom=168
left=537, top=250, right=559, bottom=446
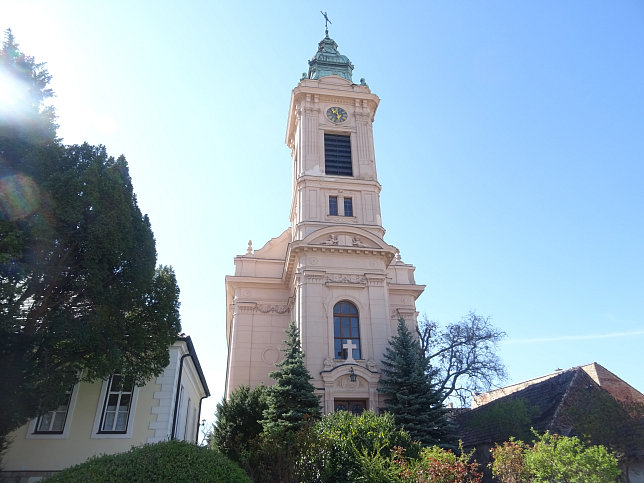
left=195, top=394, right=207, bottom=444
left=171, top=353, right=191, bottom=440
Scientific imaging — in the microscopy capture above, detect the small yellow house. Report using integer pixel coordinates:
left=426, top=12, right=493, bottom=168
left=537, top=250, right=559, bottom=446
left=1, top=336, right=209, bottom=482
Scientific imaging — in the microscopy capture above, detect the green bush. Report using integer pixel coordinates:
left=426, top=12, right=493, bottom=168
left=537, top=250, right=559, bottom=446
left=301, top=410, right=418, bottom=483
left=487, top=438, right=528, bottom=483
left=244, top=426, right=317, bottom=483
left=395, top=443, right=482, bottom=483
left=210, top=384, right=268, bottom=463
left=46, top=440, right=251, bottom=482
left=491, top=430, right=621, bottom=483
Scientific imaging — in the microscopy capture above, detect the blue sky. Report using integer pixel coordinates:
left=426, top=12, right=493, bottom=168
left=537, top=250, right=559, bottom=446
left=3, top=1, right=643, bottom=426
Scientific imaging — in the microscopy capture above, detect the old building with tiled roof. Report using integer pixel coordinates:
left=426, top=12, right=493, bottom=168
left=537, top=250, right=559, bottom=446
left=455, top=363, right=644, bottom=482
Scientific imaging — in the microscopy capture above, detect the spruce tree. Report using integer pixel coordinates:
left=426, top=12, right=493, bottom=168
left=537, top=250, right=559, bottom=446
left=379, top=318, right=455, bottom=448
left=263, top=322, right=321, bottom=433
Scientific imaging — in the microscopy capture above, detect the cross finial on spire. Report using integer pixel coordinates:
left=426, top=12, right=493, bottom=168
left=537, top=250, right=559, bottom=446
left=320, top=11, right=332, bottom=36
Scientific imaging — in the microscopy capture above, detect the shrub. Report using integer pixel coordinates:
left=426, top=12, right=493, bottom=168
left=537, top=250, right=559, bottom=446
left=210, top=384, right=268, bottom=463
left=46, top=440, right=251, bottom=482
left=244, top=426, right=317, bottom=483
left=488, top=438, right=529, bottom=483
left=396, top=443, right=482, bottom=483
left=525, top=431, right=620, bottom=483
left=301, top=410, right=418, bottom=483
left=491, top=430, right=621, bottom=483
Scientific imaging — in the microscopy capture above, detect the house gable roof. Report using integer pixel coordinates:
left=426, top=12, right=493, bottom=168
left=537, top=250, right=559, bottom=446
left=456, top=364, right=644, bottom=450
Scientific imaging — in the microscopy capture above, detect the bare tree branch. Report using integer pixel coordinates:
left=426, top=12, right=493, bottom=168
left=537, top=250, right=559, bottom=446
left=417, top=311, right=507, bottom=407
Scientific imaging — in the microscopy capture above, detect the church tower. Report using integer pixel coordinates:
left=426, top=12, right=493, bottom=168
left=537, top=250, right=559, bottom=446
left=225, top=29, right=425, bottom=414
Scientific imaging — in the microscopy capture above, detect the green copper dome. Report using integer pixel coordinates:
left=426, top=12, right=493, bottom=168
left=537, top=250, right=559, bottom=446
left=307, top=34, right=354, bottom=82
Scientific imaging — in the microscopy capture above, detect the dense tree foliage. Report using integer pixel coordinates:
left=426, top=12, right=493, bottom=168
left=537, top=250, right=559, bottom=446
left=417, top=312, right=506, bottom=407
left=262, top=321, right=321, bottom=433
left=47, top=440, right=251, bottom=483
left=380, top=318, right=455, bottom=448
left=210, top=384, right=268, bottom=463
left=0, top=29, right=56, bottom=141
left=0, top=31, right=181, bottom=443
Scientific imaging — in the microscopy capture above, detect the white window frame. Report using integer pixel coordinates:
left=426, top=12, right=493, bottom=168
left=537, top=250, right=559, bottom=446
left=91, top=375, right=139, bottom=439
left=26, top=384, right=79, bottom=440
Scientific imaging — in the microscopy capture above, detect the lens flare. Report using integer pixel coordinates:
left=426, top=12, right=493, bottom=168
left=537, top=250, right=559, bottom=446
left=0, top=67, right=32, bottom=123
left=0, top=174, right=41, bottom=220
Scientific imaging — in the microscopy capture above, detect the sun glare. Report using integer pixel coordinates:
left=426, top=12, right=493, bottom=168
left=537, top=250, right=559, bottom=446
left=0, top=67, right=31, bottom=121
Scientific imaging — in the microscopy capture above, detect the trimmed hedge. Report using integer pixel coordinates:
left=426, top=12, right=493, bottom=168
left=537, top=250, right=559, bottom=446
left=46, top=440, right=251, bottom=482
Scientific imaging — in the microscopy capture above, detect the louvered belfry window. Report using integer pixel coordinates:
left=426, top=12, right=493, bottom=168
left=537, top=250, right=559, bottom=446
left=324, top=133, right=352, bottom=176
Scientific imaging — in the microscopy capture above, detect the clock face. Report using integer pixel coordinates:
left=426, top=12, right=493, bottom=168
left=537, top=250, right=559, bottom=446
left=326, top=106, right=348, bottom=124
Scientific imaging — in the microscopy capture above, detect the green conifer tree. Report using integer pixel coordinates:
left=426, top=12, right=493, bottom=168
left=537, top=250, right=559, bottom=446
left=379, top=318, right=455, bottom=448
left=263, top=322, right=321, bottom=433
left=0, top=31, right=181, bottom=448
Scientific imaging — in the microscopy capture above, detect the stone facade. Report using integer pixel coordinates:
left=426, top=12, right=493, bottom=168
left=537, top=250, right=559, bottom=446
left=225, top=36, right=425, bottom=413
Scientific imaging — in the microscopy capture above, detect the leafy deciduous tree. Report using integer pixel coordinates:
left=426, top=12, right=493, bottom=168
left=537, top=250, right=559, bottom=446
left=417, top=312, right=506, bottom=407
left=380, top=318, right=455, bottom=448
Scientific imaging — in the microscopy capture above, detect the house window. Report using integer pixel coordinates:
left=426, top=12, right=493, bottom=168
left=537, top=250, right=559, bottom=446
left=98, top=374, right=135, bottom=433
left=173, top=385, right=184, bottom=438
left=34, top=390, right=73, bottom=434
left=324, top=133, right=352, bottom=176
left=329, top=195, right=338, bottom=216
left=183, top=398, right=192, bottom=441
left=344, top=197, right=353, bottom=217
left=333, top=301, right=361, bottom=360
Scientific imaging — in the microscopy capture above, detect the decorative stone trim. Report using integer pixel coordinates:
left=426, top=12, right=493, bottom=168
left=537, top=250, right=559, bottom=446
left=365, top=275, right=386, bottom=287
left=326, top=274, right=367, bottom=284
left=257, top=304, right=289, bottom=314
left=315, top=233, right=375, bottom=248
left=235, top=303, right=290, bottom=314
left=262, top=348, right=280, bottom=364
left=304, top=272, right=326, bottom=284
left=237, top=304, right=257, bottom=314
left=338, top=376, right=361, bottom=390
left=391, top=308, right=418, bottom=320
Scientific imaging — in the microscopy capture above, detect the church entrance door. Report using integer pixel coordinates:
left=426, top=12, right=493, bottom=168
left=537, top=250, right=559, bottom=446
left=334, top=399, right=367, bottom=415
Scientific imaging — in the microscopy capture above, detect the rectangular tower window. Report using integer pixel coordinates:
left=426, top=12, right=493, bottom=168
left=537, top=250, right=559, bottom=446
left=344, top=198, right=353, bottom=217
left=329, top=196, right=338, bottom=215
left=324, top=133, right=352, bottom=176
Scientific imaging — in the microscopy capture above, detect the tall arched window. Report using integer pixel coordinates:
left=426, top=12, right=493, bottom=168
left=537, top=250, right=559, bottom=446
left=333, top=301, right=361, bottom=360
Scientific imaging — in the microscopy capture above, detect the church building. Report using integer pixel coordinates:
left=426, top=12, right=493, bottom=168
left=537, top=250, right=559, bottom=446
left=225, top=28, right=425, bottom=414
